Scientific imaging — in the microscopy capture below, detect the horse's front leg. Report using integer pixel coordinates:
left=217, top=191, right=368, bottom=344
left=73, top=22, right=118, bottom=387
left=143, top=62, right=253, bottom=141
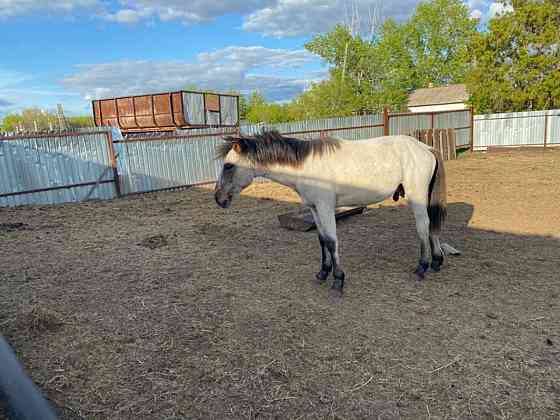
left=315, top=203, right=345, bottom=296
left=309, top=206, right=332, bottom=283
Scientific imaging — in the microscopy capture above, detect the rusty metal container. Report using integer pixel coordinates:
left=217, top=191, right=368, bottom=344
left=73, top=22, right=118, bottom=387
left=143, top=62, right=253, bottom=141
left=92, top=90, right=239, bottom=133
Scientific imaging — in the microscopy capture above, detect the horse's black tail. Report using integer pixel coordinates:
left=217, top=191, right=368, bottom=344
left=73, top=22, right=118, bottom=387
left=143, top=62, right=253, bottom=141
left=428, top=149, right=447, bottom=235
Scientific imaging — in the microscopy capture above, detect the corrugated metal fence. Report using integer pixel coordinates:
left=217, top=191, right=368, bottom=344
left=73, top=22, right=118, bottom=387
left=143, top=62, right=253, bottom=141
left=0, top=128, right=117, bottom=207
left=473, top=109, right=560, bottom=150
left=1, top=110, right=473, bottom=207
left=114, top=127, right=238, bottom=195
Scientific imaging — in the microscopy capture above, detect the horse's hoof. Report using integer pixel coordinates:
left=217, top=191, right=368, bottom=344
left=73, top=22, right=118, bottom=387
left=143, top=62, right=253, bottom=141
left=412, top=262, right=429, bottom=281
left=412, top=268, right=428, bottom=281
left=411, top=272, right=425, bottom=281
left=430, top=264, right=441, bottom=273
left=430, top=258, right=443, bottom=272
left=315, top=270, right=329, bottom=283
left=329, top=286, right=344, bottom=302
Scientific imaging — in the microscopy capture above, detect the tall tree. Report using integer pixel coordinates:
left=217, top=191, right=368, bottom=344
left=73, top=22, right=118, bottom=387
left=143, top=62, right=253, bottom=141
left=2, top=108, right=54, bottom=131
left=405, top=0, right=477, bottom=86
left=1, top=113, right=24, bottom=132
left=1, top=108, right=94, bottom=132
left=244, top=91, right=297, bottom=124
left=303, top=0, right=477, bottom=117
left=466, top=0, right=560, bottom=113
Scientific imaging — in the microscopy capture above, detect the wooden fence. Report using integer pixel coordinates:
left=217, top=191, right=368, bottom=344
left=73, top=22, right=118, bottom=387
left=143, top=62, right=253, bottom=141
left=411, top=128, right=458, bottom=160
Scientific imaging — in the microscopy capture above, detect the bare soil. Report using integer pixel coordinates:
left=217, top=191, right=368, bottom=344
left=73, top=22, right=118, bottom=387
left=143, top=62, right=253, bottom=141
left=1, top=150, right=559, bottom=419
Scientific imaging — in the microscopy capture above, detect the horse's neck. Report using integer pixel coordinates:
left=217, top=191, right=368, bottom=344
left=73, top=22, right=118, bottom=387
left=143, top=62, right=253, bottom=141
left=259, top=165, right=301, bottom=189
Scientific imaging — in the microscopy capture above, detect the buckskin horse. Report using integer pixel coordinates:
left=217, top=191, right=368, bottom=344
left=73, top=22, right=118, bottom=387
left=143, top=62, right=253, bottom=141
left=215, top=130, right=459, bottom=297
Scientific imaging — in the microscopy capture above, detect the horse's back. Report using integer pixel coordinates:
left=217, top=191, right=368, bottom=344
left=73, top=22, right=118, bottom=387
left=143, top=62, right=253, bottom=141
left=335, top=135, right=434, bottom=165
left=349, top=135, right=431, bottom=151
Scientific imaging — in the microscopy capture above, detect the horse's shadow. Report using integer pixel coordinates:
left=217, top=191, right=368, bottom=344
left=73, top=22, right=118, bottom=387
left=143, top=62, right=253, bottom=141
left=228, top=186, right=558, bottom=287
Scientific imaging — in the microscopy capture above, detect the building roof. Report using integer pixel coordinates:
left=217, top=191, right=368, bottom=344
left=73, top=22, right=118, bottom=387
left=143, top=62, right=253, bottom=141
left=408, top=84, right=469, bottom=107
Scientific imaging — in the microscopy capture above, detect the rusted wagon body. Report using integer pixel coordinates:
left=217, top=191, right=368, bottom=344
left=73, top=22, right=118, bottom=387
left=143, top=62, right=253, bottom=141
left=92, top=90, right=239, bottom=133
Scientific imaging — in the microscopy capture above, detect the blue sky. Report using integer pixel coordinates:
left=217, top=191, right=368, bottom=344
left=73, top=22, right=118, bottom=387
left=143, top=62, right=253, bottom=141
left=0, top=0, right=500, bottom=117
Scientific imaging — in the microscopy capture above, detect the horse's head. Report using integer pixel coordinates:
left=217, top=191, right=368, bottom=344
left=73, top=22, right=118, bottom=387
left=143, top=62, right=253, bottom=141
left=214, top=137, right=256, bottom=209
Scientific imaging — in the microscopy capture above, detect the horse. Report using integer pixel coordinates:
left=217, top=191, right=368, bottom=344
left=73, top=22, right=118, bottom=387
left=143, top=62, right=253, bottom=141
left=214, top=130, right=459, bottom=297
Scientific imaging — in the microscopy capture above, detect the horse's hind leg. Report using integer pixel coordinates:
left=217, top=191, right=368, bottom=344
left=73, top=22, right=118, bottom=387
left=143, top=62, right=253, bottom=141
left=309, top=206, right=332, bottom=282
left=410, top=201, right=431, bottom=280
left=429, top=234, right=444, bottom=272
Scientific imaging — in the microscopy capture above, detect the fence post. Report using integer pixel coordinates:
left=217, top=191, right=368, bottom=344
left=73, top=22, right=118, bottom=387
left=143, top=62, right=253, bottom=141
left=469, top=107, right=475, bottom=152
left=383, top=107, right=390, bottom=136
left=544, top=113, right=549, bottom=148
left=106, top=130, right=121, bottom=198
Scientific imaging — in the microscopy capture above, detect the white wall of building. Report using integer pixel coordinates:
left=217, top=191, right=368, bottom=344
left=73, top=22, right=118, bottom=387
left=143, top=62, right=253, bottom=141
left=409, top=103, right=468, bottom=113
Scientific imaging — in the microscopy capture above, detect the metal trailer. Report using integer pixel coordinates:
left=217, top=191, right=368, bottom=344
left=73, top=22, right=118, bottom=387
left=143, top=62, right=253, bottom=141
left=92, top=90, right=240, bottom=134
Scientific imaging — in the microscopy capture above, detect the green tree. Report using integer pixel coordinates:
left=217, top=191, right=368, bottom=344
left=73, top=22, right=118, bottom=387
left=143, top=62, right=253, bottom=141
left=466, top=0, right=560, bottom=113
left=1, top=113, right=24, bottom=132
left=1, top=108, right=56, bottom=131
left=405, top=0, right=477, bottom=86
left=244, top=91, right=297, bottom=124
left=305, top=25, right=387, bottom=115
left=67, top=116, right=95, bottom=128
left=1, top=108, right=94, bottom=131
left=302, top=0, right=477, bottom=116
left=238, top=95, right=248, bottom=121
left=290, top=74, right=366, bottom=119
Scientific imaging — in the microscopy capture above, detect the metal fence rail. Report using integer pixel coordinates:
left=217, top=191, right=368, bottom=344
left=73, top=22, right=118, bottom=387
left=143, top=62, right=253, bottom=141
left=241, top=114, right=385, bottom=140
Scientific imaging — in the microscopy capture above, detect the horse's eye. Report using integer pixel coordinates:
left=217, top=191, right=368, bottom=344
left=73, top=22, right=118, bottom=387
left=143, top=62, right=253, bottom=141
left=224, top=163, right=235, bottom=170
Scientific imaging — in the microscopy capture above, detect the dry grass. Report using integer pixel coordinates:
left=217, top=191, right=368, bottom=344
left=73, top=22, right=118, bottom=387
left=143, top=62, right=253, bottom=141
left=15, top=306, right=65, bottom=334
left=0, top=149, right=559, bottom=419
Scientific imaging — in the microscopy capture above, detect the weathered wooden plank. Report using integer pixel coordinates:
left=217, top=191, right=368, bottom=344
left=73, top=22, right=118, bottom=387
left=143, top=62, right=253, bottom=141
left=441, top=129, right=449, bottom=161
left=438, top=130, right=445, bottom=160
left=449, top=129, right=457, bottom=160
left=427, top=129, right=434, bottom=148
left=278, top=206, right=366, bottom=232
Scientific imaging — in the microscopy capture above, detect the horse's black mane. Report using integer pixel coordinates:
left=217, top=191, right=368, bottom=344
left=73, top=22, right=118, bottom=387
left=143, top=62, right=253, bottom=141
left=217, top=130, right=340, bottom=167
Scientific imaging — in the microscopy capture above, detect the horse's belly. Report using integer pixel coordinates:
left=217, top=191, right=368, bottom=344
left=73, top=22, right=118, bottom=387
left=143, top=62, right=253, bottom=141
left=335, top=186, right=394, bottom=207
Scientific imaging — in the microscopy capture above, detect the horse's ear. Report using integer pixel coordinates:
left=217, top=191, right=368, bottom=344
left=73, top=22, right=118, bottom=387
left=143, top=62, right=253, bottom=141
left=225, top=136, right=246, bottom=154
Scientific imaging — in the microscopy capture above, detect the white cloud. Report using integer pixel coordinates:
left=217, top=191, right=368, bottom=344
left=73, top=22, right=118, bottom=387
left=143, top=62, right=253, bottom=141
left=0, top=98, right=13, bottom=108
left=62, top=46, right=320, bottom=101
left=104, top=8, right=150, bottom=24
left=0, top=0, right=100, bottom=17
left=470, top=9, right=483, bottom=20
left=0, top=0, right=496, bottom=39
left=488, top=1, right=513, bottom=18
left=102, top=0, right=277, bottom=24
left=242, top=0, right=420, bottom=38
left=0, top=67, right=84, bottom=115
left=0, top=0, right=275, bottom=21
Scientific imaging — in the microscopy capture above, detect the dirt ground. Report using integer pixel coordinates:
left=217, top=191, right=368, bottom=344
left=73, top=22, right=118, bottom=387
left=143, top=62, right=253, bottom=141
left=1, top=149, right=559, bottom=419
